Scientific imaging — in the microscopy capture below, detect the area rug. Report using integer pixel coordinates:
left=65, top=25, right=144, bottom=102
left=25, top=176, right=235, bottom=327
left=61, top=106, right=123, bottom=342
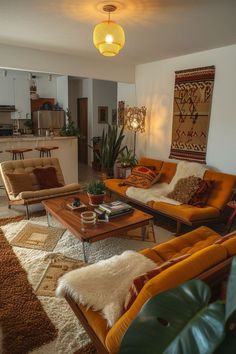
left=0, top=227, right=57, bottom=354
left=0, top=215, right=174, bottom=353
left=36, top=256, right=85, bottom=297
left=123, top=224, right=155, bottom=242
left=169, top=65, right=215, bottom=163
left=10, top=223, right=65, bottom=251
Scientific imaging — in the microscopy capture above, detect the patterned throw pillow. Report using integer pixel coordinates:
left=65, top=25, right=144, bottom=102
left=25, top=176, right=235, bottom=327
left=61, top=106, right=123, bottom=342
left=188, top=180, right=214, bottom=207
left=33, top=167, right=63, bottom=189
left=124, top=166, right=161, bottom=189
left=6, top=173, right=33, bottom=196
left=124, top=254, right=190, bottom=311
left=167, top=176, right=201, bottom=204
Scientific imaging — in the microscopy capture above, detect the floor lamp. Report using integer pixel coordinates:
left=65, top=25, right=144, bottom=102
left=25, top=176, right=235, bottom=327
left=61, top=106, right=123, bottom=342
left=125, top=106, right=146, bottom=156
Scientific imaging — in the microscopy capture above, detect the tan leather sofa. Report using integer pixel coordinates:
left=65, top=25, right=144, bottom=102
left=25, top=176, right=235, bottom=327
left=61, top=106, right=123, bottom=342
left=105, top=157, right=236, bottom=234
left=0, top=157, right=81, bottom=218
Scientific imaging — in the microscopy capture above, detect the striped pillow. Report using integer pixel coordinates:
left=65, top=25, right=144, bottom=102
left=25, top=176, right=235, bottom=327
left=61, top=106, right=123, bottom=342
left=124, top=254, right=190, bottom=311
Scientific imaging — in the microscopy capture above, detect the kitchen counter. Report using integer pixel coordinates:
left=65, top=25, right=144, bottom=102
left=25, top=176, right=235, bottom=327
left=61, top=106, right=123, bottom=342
left=0, top=135, right=78, bottom=142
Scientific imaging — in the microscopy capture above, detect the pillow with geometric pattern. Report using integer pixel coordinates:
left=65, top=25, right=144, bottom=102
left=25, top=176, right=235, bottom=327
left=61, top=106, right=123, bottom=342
left=124, top=166, right=161, bottom=189
left=167, top=176, right=201, bottom=204
left=188, top=180, right=214, bottom=207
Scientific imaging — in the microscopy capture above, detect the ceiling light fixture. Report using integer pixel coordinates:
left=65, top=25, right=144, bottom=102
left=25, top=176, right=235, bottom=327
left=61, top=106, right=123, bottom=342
left=93, top=4, right=125, bottom=57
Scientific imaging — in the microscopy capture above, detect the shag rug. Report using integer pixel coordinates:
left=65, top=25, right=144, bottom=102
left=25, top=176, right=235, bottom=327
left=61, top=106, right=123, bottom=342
left=0, top=215, right=174, bottom=353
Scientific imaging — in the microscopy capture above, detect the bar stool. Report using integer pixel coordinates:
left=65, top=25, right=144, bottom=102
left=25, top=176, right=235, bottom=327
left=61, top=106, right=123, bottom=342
left=35, top=146, right=59, bottom=157
left=6, top=148, right=33, bottom=160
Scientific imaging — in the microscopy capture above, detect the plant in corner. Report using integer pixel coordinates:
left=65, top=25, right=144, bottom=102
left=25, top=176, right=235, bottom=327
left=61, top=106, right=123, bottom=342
left=60, top=108, right=80, bottom=136
left=93, top=124, right=126, bottom=178
left=87, top=180, right=106, bottom=206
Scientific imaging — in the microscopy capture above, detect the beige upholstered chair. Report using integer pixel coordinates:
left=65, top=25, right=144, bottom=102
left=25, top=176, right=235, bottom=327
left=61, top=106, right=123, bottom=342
left=0, top=157, right=81, bottom=218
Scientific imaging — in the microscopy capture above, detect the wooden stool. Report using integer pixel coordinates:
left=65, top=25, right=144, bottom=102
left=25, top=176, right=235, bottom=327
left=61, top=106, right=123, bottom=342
left=6, top=148, right=33, bottom=160
left=35, top=146, right=59, bottom=157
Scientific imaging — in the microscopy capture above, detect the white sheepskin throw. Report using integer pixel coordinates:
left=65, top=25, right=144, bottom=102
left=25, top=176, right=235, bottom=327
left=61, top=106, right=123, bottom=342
left=56, top=250, right=156, bottom=327
left=126, top=160, right=207, bottom=205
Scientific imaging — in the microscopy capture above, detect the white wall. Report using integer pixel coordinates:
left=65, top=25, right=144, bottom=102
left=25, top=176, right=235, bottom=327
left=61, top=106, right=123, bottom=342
left=135, top=44, right=236, bottom=175
left=56, top=76, right=68, bottom=110
left=37, top=76, right=57, bottom=98
left=0, top=43, right=135, bottom=83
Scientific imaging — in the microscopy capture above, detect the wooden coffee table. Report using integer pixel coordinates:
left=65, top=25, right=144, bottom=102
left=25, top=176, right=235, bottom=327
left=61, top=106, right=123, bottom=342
left=42, top=192, right=155, bottom=262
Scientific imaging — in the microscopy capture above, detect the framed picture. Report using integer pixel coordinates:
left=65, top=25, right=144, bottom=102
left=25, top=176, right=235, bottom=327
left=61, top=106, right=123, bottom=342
left=112, top=108, right=117, bottom=125
left=98, top=106, right=108, bottom=124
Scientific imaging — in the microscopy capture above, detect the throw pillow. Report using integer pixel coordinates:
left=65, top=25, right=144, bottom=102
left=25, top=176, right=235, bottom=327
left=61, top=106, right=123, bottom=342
left=124, top=254, right=190, bottom=311
left=167, top=176, right=201, bottom=204
left=188, top=180, right=214, bottom=207
left=33, top=167, right=62, bottom=189
left=6, top=173, right=33, bottom=196
left=124, top=166, right=161, bottom=189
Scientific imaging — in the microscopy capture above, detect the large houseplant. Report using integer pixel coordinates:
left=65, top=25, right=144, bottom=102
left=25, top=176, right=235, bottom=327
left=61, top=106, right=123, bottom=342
left=94, top=124, right=126, bottom=178
left=120, top=257, right=236, bottom=354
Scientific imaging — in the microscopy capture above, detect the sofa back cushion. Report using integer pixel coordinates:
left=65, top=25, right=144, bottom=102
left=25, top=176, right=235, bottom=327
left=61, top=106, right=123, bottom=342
left=0, top=157, right=65, bottom=196
left=158, top=162, right=177, bottom=184
left=203, top=170, right=236, bottom=210
left=138, top=157, right=163, bottom=173
left=5, top=173, right=34, bottom=196
left=33, top=167, right=63, bottom=189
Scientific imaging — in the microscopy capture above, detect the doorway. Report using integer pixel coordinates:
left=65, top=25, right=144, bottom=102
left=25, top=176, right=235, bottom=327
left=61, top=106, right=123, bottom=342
left=77, top=97, right=88, bottom=164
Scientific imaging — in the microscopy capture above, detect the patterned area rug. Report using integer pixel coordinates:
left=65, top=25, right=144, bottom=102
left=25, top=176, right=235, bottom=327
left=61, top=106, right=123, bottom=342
left=0, top=215, right=174, bottom=353
left=10, top=223, right=65, bottom=251
left=0, top=227, right=57, bottom=354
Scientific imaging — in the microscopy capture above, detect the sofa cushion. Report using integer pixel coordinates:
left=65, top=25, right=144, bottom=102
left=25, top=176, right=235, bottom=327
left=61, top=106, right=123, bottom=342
left=167, top=176, right=201, bottom=203
left=6, top=173, right=34, bottom=196
left=10, top=183, right=81, bottom=201
left=124, top=166, right=160, bottom=189
left=124, top=254, right=190, bottom=311
left=33, top=167, right=62, bottom=189
left=204, top=170, right=236, bottom=210
left=188, top=180, right=214, bottom=207
left=139, top=248, right=165, bottom=264
left=138, top=157, right=163, bottom=173
left=158, top=162, right=177, bottom=184
left=149, top=201, right=220, bottom=223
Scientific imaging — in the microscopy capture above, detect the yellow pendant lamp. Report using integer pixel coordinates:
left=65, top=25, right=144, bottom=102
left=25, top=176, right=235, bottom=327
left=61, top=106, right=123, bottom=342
left=93, top=4, right=125, bottom=57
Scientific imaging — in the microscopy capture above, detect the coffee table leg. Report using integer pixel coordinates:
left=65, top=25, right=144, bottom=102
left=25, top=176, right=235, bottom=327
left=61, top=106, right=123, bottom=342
left=82, top=241, right=87, bottom=262
left=46, top=211, right=51, bottom=226
left=141, top=226, right=147, bottom=241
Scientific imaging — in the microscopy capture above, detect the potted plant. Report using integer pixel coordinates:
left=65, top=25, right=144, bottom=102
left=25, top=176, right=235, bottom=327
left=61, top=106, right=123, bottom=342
left=87, top=180, right=106, bottom=206
left=93, top=124, right=126, bottom=178
left=60, top=109, right=80, bottom=136
left=117, top=147, right=137, bottom=167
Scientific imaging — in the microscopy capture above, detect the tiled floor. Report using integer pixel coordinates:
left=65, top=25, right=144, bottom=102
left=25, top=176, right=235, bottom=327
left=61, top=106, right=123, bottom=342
left=0, top=163, right=100, bottom=218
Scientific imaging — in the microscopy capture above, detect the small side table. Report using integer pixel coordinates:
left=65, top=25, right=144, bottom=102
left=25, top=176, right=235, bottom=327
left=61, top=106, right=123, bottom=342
left=225, top=201, right=236, bottom=233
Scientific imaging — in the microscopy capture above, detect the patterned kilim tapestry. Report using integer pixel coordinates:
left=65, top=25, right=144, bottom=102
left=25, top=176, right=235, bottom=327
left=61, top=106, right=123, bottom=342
left=169, top=66, right=215, bottom=163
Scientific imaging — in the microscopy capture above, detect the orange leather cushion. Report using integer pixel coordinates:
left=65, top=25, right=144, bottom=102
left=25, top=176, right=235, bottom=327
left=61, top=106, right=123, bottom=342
left=204, top=170, right=236, bottom=210
left=139, top=248, right=164, bottom=264
left=219, top=237, right=236, bottom=257
left=158, top=161, right=177, bottom=183
left=153, top=226, right=221, bottom=260
left=105, top=179, right=128, bottom=197
left=138, top=157, right=163, bottom=173
left=149, top=201, right=220, bottom=223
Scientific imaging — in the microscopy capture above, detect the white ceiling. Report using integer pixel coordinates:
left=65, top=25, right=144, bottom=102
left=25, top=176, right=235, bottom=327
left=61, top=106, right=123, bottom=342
left=0, top=0, right=236, bottom=65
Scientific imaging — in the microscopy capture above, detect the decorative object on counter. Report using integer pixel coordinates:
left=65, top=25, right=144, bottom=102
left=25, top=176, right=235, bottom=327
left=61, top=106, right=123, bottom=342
left=35, top=146, right=59, bottom=158
left=87, top=180, right=106, bottom=206
left=93, top=4, right=125, bottom=57
left=5, top=148, right=32, bottom=160
left=93, top=124, right=125, bottom=178
left=98, top=106, right=108, bottom=124
left=60, top=109, right=80, bottom=136
left=169, top=66, right=215, bottom=163
left=40, top=101, right=53, bottom=110
left=23, top=119, right=33, bottom=134
left=118, top=100, right=125, bottom=126
left=125, top=106, right=146, bottom=156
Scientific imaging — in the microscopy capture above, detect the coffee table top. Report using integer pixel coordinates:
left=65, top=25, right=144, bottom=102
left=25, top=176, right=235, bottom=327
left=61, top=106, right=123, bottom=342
left=42, top=192, right=153, bottom=243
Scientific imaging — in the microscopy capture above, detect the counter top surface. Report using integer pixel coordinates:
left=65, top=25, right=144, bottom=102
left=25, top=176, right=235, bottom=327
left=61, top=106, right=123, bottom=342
left=0, top=136, right=78, bottom=142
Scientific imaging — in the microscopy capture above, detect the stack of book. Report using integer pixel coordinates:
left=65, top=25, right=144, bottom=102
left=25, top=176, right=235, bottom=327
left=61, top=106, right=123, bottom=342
left=95, top=201, right=133, bottom=220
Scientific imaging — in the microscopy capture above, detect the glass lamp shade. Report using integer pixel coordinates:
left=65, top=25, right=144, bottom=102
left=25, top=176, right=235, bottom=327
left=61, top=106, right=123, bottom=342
left=93, top=20, right=125, bottom=56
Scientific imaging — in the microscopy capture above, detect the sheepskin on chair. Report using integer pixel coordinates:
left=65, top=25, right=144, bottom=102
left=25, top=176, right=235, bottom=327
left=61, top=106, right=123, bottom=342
left=56, top=250, right=156, bottom=326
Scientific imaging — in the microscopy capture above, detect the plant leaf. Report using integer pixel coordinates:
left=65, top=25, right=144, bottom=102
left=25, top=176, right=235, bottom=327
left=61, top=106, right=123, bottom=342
left=120, top=280, right=225, bottom=354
